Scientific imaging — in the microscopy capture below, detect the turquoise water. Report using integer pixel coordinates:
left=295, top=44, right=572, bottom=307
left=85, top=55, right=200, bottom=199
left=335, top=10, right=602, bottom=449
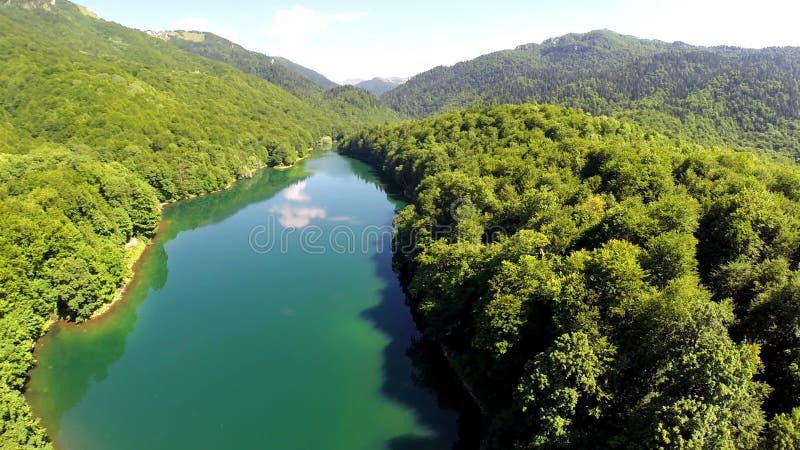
left=26, top=153, right=458, bottom=450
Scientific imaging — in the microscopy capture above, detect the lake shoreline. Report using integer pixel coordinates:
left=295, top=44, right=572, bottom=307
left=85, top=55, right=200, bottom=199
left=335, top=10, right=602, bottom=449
left=25, top=153, right=320, bottom=431
left=340, top=147, right=487, bottom=450
left=26, top=151, right=463, bottom=450
left=36, top=154, right=320, bottom=335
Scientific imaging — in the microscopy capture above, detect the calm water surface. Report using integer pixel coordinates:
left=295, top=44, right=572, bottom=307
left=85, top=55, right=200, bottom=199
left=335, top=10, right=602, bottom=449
left=26, top=153, right=458, bottom=450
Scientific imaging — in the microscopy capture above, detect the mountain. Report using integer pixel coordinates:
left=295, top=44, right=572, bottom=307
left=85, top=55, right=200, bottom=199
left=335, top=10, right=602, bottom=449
left=272, top=56, right=339, bottom=90
left=155, top=30, right=339, bottom=94
left=0, top=1, right=399, bottom=448
left=342, top=102, right=800, bottom=449
left=384, top=29, right=800, bottom=156
left=355, top=77, right=406, bottom=96
left=159, top=31, right=400, bottom=126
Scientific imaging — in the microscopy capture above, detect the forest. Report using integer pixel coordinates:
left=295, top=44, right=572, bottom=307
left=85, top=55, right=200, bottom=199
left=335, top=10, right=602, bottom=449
left=341, top=103, right=800, bottom=449
left=0, top=1, right=395, bottom=447
left=162, top=31, right=400, bottom=126
left=3, top=0, right=800, bottom=449
left=384, top=30, right=800, bottom=157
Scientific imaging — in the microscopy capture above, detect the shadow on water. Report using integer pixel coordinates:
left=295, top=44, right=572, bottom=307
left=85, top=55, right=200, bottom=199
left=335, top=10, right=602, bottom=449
left=347, top=148, right=482, bottom=450
left=26, top=161, right=312, bottom=438
left=361, top=231, right=482, bottom=450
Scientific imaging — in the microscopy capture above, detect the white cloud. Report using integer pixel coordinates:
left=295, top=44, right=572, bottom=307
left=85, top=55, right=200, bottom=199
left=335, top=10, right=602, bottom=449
left=260, top=6, right=367, bottom=57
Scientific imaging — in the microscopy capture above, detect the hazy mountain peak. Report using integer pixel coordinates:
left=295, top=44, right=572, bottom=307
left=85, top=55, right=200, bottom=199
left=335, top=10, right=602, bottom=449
left=353, top=77, right=407, bottom=96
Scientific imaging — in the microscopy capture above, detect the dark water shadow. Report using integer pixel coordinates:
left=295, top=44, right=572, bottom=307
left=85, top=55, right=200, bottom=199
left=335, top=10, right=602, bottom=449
left=360, top=212, right=482, bottom=450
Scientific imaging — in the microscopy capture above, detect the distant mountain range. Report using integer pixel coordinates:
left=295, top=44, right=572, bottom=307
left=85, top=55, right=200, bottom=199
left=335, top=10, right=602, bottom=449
left=342, top=77, right=407, bottom=96
left=155, top=30, right=399, bottom=127
left=384, top=29, right=800, bottom=156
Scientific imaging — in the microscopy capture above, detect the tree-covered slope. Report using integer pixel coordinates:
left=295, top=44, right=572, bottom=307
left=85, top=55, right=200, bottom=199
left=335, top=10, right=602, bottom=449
left=384, top=30, right=800, bottom=156
left=161, top=31, right=401, bottom=127
left=0, top=0, right=345, bottom=193
left=356, top=77, right=405, bottom=96
left=341, top=103, right=800, bottom=449
left=271, top=55, right=339, bottom=90
left=0, top=1, right=401, bottom=447
left=158, top=31, right=334, bottom=99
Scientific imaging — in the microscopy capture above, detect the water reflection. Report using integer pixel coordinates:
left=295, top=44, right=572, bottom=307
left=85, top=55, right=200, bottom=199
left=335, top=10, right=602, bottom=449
left=283, top=181, right=312, bottom=202
left=27, top=153, right=466, bottom=450
left=270, top=178, right=355, bottom=228
left=26, top=162, right=311, bottom=438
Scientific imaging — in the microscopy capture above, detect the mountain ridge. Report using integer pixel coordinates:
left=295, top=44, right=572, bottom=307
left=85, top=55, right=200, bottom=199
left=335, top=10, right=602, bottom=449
left=355, top=77, right=407, bottom=96
left=384, top=29, right=800, bottom=156
left=158, top=30, right=400, bottom=127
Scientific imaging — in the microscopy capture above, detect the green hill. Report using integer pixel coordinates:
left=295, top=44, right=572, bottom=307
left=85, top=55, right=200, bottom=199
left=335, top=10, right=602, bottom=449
left=384, top=29, right=800, bottom=156
left=342, top=102, right=800, bottom=449
left=160, top=31, right=401, bottom=131
left=271, top=56, right=339, bottom=90
left=0, top=1, right=399, bottom=447
left=158, top=31, right=337, bottom=98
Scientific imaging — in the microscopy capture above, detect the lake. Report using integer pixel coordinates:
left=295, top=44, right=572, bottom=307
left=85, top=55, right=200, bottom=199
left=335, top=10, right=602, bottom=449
left=26, top=152, right=459, bottom=450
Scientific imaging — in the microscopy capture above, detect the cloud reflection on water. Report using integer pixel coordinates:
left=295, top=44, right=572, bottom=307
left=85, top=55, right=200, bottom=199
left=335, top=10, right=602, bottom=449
left=283, top=181, right=312, bottom=202
left=271, top=180, right=355, bottom=228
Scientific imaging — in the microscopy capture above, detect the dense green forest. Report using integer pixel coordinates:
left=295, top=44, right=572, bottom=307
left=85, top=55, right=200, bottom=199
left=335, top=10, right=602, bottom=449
left=159, top=30, right=339, bottom=90
left=341, top=103, right=800, bottom=449
left=383, top=30, right=800, bottom=157
left=355, top=78, right=406, bottom=96
left=161, top=31, right=400, bottom=125
left=0, top=1, right=399, bottom=447
left=161, top=30, right=334, bottom=99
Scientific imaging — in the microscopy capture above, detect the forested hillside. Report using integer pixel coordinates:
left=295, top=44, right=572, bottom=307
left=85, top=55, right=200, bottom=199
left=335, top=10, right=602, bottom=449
left=0, top=1, right=398, bottom=447
left=384, top=30, right=800, bottom=157
left=356, top=78, right=406, bottom=96
left=158, top=30, right=334, bottom=98
left=162, top=31, right=401, bottom=126
left=342, top=103, right=800, bottom=449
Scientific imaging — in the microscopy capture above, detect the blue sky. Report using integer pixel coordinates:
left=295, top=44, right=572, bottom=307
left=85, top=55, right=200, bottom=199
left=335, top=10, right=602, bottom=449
left=78, top=0, right=800, bottom=83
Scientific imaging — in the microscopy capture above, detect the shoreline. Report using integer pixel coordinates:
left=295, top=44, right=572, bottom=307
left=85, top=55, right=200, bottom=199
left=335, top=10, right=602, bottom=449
left=24, top=154, right=320, bottom=450
left=31, top=153, right=318, bottom=352
left=339, top=149, right=488, bottom=448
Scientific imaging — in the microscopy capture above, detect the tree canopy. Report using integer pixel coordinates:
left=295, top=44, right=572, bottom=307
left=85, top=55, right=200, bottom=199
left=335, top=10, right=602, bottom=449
left=342, top=103, right=800, bottom=449
left=0, top=1, right=401, bottom=446
left=384, top=30, right=800, bottom=158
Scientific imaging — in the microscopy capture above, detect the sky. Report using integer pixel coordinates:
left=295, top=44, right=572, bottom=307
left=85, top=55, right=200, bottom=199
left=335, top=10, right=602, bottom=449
left=77, top=0, right=800, bottom=83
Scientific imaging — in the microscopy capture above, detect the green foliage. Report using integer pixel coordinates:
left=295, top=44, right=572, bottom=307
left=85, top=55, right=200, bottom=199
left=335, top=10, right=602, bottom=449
left=516, top=331, right=616, bottom=448
left=384, top=30, right=800, bottom=157
left=164, top=31, right=401, bottom=129
left=763, top=409, right=800, bottom=450
left=0, top=1, right=402, bottom=446
left=0, top=1, right=396, bottom=201
left=341, top=102, right=800, bottom=448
